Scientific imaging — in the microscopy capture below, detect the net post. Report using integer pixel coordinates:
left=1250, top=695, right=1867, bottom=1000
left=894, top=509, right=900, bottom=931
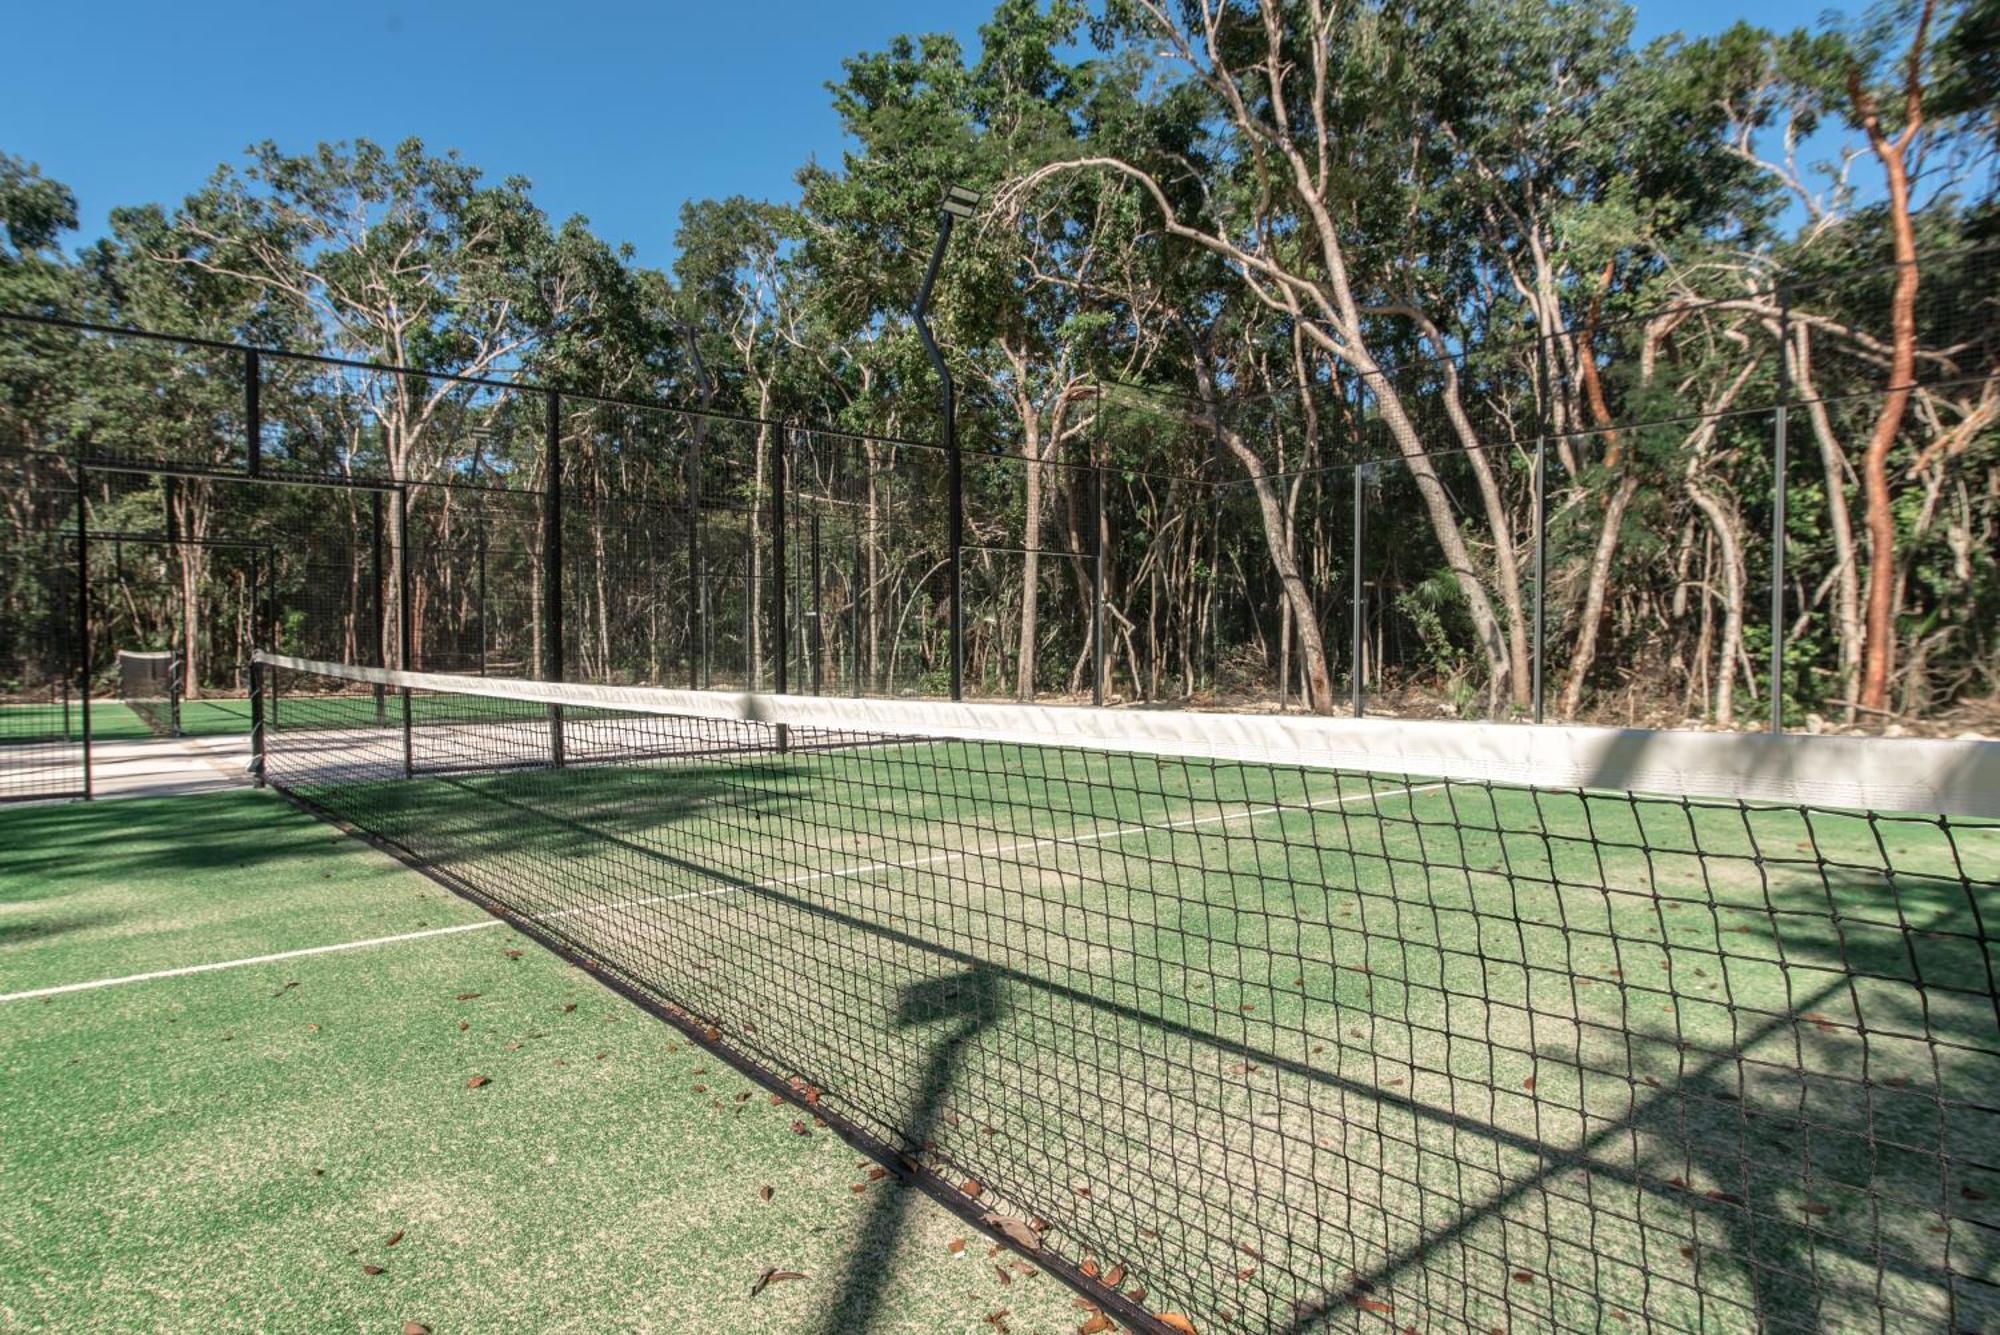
left=77, top=461, right=92, bottom=799
left=1532, top=329, right=1549, bottom=724
left=249, top=656, right=265, bottom=787
left=244, top=347, right=262, bottom=479
left=1769, top=283, right=1791, bottom=735
left=544, top=389, right=566, bottom=768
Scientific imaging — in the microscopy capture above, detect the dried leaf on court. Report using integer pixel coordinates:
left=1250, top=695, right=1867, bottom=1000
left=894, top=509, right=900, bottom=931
left=402, top=1324, right=430, bottom=1335
left=384, top=1230, right=404, bottom=1247
left=948, top=1238, right=967, bottom=1254
left=749, top=1267, right=807, bottom=1296
left=1156, top=1315, right=1199, bottom=1334
left=981, top=1212, right=1040, bottom=1251
left=961, top=1179, right=984, bottom=1198
left=758, top=1185, right=773, bottom=1202
left=1079, top=1316, right=1116, bottom=1334
left=455, top=992, right=481, bottom=1001
left=994, top=1265, right=1012, bottom=1286
left=466, top=1075, right=490, bottom=1088
left=360, top=1263, right=384, bottom=1276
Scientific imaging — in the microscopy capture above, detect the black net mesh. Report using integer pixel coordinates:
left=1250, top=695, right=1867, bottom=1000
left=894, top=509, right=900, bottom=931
left=260, top=655, right=2000, bottom=1335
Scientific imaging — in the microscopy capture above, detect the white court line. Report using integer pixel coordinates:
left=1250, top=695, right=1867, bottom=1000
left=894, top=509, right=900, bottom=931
left=0, top=920, right=507, bottom=1003
left=3, top=777, right=1440, bottom=1004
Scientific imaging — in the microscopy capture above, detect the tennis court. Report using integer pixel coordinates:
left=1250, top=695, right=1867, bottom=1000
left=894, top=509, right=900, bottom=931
left=0, top=790, right=1099, bottom=1334
left=253, top=656, right=2000, bottom=1334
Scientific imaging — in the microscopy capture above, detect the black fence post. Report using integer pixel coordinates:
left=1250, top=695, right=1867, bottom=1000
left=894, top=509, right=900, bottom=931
left=1533, top=332, right=1549, bottom=724
left=687, top=427, right=703, bottom=691
left=77, top=462, right=92, bottom=799
left=397, top=487, right=415, bottom=777
left=245, top=348, right=262, bottom=479
left=1090, top=457, right=1106, bottom=707
left=948, top=438, right=964, bottom=702
left=249, top=549, right=266, bottom=787
left=1770, top=284, right=1791, bottom=735
left=1351, top=464, right=1366, bottom=719
left=771, top=427, right=791, bottom=754
left=544, top=390, right=565, bottom=767
left=371, top=488, right=387, bottom=726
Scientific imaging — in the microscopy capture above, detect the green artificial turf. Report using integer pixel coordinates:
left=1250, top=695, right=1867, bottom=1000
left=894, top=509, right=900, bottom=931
left=0, top=700, right=147, bottom=743
left=260, top=726, right=2000, bottom=1335
left=0, top=791, right=1089, bottom=1334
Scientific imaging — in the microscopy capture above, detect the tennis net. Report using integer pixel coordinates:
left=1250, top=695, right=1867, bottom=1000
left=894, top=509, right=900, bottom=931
left=254, top=651, right=2000, bottom=1335
left=117, top=650, right=179, bottom=738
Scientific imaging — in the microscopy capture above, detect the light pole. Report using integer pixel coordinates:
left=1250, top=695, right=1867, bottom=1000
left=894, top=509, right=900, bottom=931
left=912, top=183, right=981, bottom=700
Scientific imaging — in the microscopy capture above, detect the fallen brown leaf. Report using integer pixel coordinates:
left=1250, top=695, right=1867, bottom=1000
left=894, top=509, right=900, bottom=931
left=748, top=1267, right=807, bottom=1297
left=1156, top=1316, right=1199, bottom=1334
left=385, top=1230, right=404, bottom=1247
left=465, top=1075, right=489, bottom=1089
left=455, top=992, right=481, bottom=1001
left=948, top=1237, right=966, bottom=1255
left=1079, top=1317, right=1116, bottom=1334
left=402, top=1324, right=430, bottom=1335
left=361, top=1263, right=384, bottom=1276
left=980, top=1213, right=1041, bottom=1251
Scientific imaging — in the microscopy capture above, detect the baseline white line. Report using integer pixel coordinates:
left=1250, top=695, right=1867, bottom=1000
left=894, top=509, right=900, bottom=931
left=6, top=777, right=1442, bottom=1004
left=0, top=919, right=506, bottom=1004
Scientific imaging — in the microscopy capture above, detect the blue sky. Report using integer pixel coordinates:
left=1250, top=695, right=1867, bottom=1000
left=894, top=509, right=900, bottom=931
left=4, top=0, right=1836, bottom=268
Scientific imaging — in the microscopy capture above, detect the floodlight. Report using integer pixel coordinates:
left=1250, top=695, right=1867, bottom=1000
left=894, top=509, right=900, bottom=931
left=941, top=185, right=983, bottom=219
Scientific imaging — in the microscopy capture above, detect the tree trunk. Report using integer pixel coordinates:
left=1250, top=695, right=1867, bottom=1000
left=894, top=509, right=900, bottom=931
left=1559, top=473, right=1641, bottom=718
left=1792, top=333, right=1865, bottom=717
left=1687, top=482, right=1747, bottom=726
left=1016, top=416, right=1044, bottom=702
left=1848, top=4, right=1932, bottom=712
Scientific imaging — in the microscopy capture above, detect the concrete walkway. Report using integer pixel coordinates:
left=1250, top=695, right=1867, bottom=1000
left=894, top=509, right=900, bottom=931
left=83, top=734, right=255, bottom=800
